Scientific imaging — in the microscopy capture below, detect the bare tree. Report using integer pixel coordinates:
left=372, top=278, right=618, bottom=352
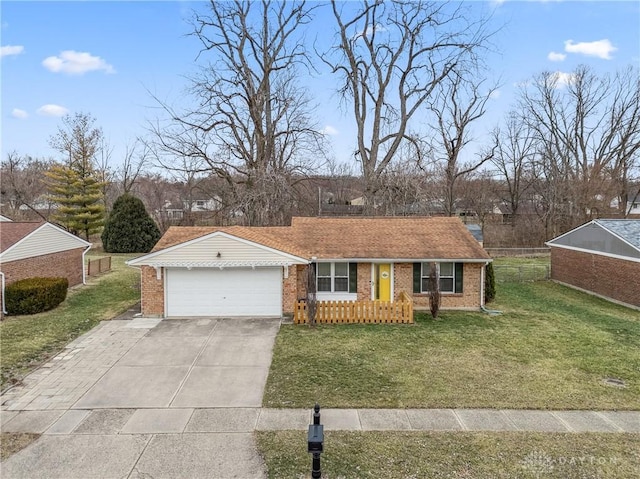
left=490, top=111, right=536, bottom=223
left=0, top=152, right=53, bottom=220
left=323, top=0, right=492, bottom=208
left=118, top=140, right=151, bottom=195
left=427, top=71, right=498, bottom=216
left=518, top=65, right=640, bottom=230
left=152, top=0, right=326, bottom=226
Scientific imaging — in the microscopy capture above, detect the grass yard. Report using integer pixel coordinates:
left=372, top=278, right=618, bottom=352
left=256, top=430, right=640, bottom=479
left=0, top=254, right=139, bottom=390
left=263, top=281, right=640, bottom=409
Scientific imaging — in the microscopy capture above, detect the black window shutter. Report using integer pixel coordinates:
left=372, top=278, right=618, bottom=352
left=349, top=262, right=358, bottom=293
left=455, top=262, right=464, bottom=293
left=413, top=263, right=421, bottom=293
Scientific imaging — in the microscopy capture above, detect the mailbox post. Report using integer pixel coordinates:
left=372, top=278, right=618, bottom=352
left=307, top=403, right=324, bottom=479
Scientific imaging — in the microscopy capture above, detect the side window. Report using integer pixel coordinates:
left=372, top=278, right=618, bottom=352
left=317, top=263, right=332, bottom=292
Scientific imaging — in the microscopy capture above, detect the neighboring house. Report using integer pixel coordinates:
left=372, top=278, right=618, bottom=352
left=128, top=216, right=491, bottom=318
left=0, top=222, right=92, bottom=315
left=546, top=219, right=640, bottom=309
left=0, top=215, right=13, bottom=222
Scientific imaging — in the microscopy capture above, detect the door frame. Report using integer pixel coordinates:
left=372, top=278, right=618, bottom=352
left=371, top=263, right=394, bottom=301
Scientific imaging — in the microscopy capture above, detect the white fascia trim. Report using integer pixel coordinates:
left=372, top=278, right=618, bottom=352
left=127, top=230, right=308, bottom=266
left=0, top=222, right=92, bottom=260
left=314, top=258, right=492, bottom=263
left=547, top=244, right=640, bottom=263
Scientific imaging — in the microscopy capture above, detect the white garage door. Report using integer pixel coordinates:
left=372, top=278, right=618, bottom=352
left=166, top=267, right=282, bottom=317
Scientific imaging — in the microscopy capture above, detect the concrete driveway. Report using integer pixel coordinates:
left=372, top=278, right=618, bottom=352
left=1, top=317, right=280, bottom=478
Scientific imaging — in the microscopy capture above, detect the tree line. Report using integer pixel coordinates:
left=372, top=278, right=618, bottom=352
left=2, top=1, right=639, bottom=246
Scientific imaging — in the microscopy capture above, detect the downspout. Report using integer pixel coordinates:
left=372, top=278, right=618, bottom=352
left=480, top=261, right=502, bottom=315
left=82, top=244, right=92, bottom=285
left=480, top=262, right=486, bottom=307
left=0, top=272, right=7, bottom=315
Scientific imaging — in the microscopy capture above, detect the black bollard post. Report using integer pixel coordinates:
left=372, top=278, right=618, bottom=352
left=308, top=403, right=324, bottom=479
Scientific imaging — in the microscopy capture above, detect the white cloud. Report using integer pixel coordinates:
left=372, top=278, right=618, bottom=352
left=11, top=108, right=28, bottom=119
left=320, top=125, right=339, bottom=136
left=354, top=24, right=387, bottom=41
left=489, top=89, right=501, bottom=100
left=1, top=45, right=24, bottom=57
left=564, top=39, right=617, bottom=60
left=42, top=50, right=115, bottom=75
left=551, top=71, right=575, bottom=88
left=37, top=104, right=69, bottom=117
left=548, top=51, right=566, bottom=62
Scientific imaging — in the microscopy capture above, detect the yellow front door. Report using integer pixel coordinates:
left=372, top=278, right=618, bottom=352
left=376, top=264, right=392, bottom=301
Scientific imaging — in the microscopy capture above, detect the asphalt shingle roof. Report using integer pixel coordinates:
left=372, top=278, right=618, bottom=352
left=151, top=216, right=489, bottom=261
left=595, top=219, right=640, bottom=251
left=0, top=222, right=43, bottom=253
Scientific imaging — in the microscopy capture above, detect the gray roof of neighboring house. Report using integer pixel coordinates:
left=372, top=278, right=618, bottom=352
left=465, top=224, right=483, bottom=242
left=595, top=219, right=640, bottom=250
left=546, top=219, right=640, bottom=260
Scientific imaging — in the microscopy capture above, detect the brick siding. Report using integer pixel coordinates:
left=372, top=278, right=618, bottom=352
left=551, top=247, right=640, bottom=308
left=138, top=261, right=485, bottom=317
left=282, top=265, right=298, bottom=313
left=1, top=248, right=86, bottom=288
left=394, top=262, right=483, bottom=310
left=140, top=265, right=164, bottom=317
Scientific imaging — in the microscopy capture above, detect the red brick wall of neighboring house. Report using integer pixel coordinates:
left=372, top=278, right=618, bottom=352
left=0, top=248, right=85, bottom=287
left=140, top=265, right=165, bottom=317
left=394, top=262, right=484, bottom=310
left=551, top=247, right=640, bottom=308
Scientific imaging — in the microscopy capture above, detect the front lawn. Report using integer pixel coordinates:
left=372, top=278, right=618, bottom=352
left=263, top=281, right=640, bottom=409
left=0, top=254, right=139, bottom=389
left=256, top=431, right=640, bottom=479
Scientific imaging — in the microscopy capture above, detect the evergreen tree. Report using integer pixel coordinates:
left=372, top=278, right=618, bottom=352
left=484, top=262, right=496, bottom=303
left=46, top=164, right=105, bottom=240
left=102, top=193, right=160, bottom=253
left=46, top=113, right=106, bottom=240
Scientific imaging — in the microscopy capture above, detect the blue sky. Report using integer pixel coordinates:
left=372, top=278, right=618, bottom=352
left=2, top=1, right=639, bottom=169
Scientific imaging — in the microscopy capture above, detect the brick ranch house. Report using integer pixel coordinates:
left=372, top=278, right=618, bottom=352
left=128, top=217, right=492, bottom=318
left=546, top=219, right=640, bottom=309
left=0, top=221, right=92, bottom=316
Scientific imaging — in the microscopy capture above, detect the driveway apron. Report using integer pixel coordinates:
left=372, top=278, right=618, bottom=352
left=1, top=317, right=279, bottom=478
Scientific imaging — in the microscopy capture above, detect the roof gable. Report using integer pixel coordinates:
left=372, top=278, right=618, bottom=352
left=547, top=220, right=640, bottom=260
left=128, top=230, right=307, bottom=267
left=0, top=222, right=91, bottom=262
left=0, top=222, right=43, bottom=252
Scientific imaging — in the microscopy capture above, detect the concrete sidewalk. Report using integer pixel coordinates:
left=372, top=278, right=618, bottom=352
left=3, top=406, right=639, bottom=436
left=2, top=406, right=638, bottom=478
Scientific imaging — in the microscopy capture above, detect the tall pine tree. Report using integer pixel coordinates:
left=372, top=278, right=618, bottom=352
left=46, top=113, right=106, bottom=240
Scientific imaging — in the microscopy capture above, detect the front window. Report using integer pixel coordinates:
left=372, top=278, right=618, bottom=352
left=421, top=262, right=455, bottom=293
left=317, top=262, right=350, bottom=293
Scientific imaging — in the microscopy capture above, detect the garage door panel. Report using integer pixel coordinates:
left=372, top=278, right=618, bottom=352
left=166, top=268, right=281, bottom=317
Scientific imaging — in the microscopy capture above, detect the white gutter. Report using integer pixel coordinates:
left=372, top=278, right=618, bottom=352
left=82, top=244, right=92, bottom=285
left=0, top=272, right=7, bottom=315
